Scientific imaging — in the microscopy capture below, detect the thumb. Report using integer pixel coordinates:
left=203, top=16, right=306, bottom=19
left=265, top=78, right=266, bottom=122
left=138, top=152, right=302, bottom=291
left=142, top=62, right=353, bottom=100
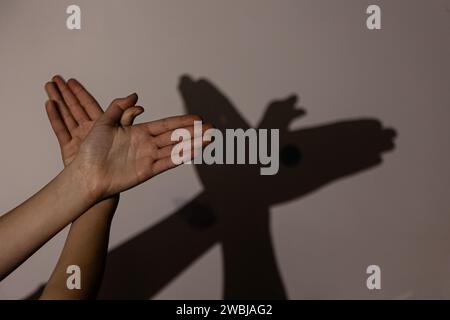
left=120, top=106, right=145, bottom=126
left=101, top=93, right=138, bottom=125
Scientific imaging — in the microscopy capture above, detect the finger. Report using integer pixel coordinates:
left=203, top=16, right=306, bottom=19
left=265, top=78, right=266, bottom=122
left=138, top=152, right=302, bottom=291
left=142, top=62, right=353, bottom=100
left=153, top=137, right=207, bottom=175
left=45, top=100, right=71, bottom=146
left=157, top=135, right=211, bottom=159
left=145, top=115, right=202, bottom=136
left=100, top=93, right=138, bottom=125
left=284, top=95, right=298, bottom=105
left=120, top=106, right=145, bottom=126
left=67, top=78, right=103, bottom=120
left=152, top=157, right=181, bottom=176
left=44, top=81, right=78, bottom=131
left=154, top=123, right=213, bottom=148
left=52, top=75, right=90, bottom=123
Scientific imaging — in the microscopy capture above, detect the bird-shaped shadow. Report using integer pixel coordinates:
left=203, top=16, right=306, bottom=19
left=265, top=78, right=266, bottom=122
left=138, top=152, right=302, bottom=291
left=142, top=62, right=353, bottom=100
left=25, top=76, right=396, bottom=300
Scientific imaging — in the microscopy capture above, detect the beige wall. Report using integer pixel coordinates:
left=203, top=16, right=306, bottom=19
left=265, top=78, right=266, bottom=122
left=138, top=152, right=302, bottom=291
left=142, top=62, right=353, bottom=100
left=0, top=0, right=450, bottom=299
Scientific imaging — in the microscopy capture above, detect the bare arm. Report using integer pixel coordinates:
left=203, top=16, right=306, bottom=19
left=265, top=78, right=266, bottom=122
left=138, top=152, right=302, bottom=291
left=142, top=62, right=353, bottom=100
left=40, top=196, right=118, bottom=299
left=39, top=77, right=124, bottom=300
left=0, top=163, right=97, bottom=280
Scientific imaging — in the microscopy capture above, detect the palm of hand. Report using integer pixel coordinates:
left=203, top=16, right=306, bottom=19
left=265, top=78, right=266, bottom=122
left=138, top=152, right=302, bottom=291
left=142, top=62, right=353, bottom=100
left=46, top=76, right=208, bottom=201
left=61, top=121, right=95, bottom=166
left=76, top=122, right=160, bottom=197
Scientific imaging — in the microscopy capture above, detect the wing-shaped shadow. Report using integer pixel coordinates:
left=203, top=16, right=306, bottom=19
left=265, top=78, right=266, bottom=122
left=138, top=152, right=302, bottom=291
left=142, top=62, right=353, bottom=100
left=25, top=76, right=396, bottom=300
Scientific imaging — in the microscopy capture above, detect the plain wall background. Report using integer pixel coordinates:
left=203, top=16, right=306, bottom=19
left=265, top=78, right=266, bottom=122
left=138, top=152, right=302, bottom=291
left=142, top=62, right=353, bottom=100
left=0, top=0, right=449, bottom=299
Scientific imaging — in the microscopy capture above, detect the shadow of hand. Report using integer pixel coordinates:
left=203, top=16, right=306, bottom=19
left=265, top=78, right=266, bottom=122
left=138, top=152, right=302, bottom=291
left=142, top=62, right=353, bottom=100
left=179, top=75, right=397, bottom=214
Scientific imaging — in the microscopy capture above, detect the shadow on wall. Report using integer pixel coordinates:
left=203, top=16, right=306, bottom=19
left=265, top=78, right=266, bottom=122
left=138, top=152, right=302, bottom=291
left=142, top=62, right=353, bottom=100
left=26, top=76, right=397, bottom=300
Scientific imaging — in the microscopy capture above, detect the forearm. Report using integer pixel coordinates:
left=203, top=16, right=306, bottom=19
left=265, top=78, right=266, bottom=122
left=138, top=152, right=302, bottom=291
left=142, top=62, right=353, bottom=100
left=40, top=196, right=119, bottom=300
left=0, top=165, right=97, bottom=281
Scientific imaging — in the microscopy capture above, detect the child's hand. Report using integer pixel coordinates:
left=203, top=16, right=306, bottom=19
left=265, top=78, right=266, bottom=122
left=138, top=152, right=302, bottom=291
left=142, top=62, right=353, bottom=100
left=45, top=75, right=212, bottom=201
left=45, top=76, right=143, bottom=167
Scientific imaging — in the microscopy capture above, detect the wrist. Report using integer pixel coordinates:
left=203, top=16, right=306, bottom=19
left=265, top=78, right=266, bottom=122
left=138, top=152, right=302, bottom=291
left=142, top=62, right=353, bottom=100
left=96, top=194, right=120, bottom=219
left=62, top=161, right=103, bottom=205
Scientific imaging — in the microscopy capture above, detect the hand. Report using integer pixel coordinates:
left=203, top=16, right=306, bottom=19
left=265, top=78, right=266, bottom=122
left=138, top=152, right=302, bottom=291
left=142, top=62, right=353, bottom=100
left=45, top=76, right=212, bottom=200
left=45, top=76, right=144, bottom=167
left=45, top=75, right=129, bottom=220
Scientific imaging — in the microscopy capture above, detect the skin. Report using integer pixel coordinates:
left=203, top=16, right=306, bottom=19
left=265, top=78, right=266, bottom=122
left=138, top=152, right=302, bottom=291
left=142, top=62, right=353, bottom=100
left=40, top=76, right=136, bottom=299
left=0, top=75, right=212, bottom=288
